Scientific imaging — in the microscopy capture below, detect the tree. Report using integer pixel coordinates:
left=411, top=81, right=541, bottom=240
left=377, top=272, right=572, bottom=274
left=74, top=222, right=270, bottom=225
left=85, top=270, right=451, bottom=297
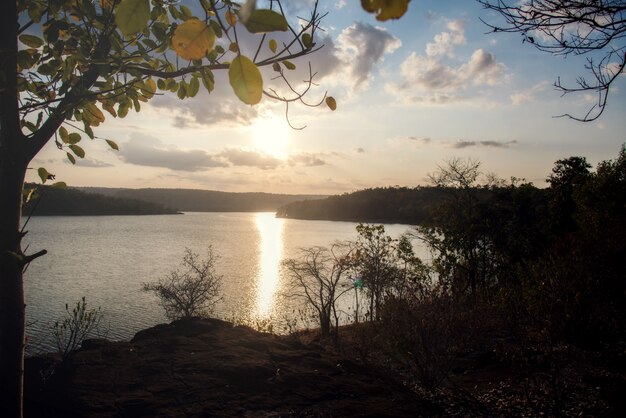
left=351, top=224, right=398, bottom=320
left=1, top=1, right=327, bottom=415
left=478, top=0, right=626, bottom=121
left=143, top=248, right=222, bottom=320
left=282, top=245, right=352, bottom=340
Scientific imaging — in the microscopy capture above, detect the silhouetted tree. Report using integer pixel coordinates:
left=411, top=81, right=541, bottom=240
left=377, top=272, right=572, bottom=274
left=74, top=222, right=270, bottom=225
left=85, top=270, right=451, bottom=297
left=478, top=0, right=626, bottom=121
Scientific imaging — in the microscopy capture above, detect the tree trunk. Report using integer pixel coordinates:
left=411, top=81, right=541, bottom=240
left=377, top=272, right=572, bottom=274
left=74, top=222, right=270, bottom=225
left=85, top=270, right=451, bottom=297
left=0, top=144, right=28, bottom=418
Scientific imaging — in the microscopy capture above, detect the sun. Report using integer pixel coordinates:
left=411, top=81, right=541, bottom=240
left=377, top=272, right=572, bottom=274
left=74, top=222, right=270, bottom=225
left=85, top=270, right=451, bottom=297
left=251, top=117, right=290, bottom=159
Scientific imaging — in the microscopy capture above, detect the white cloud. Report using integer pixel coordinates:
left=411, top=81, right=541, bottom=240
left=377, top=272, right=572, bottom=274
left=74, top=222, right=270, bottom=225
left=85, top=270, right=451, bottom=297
left=316, top=22, right=401, bottom=93
left=334, top=0, right=347, bottom=10
left=510, top=81, right=550, bottom=105
left=387, top=20, right=508, bottom=105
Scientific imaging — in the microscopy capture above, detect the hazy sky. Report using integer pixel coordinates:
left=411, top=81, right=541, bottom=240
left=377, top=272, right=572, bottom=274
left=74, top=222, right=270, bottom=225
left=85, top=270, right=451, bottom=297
left=29, top=1, right=626, bottom=194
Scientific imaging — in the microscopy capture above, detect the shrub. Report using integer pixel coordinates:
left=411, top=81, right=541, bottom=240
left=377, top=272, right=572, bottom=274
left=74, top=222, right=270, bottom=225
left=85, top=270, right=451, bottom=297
left=143, top=247, right=222, bottom=321
left=51, top=297, right=103, bottom=359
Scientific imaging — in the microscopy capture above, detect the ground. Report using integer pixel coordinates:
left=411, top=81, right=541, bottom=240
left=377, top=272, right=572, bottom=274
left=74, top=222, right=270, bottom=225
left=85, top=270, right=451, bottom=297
left=24, top=318, right=626, bottom=417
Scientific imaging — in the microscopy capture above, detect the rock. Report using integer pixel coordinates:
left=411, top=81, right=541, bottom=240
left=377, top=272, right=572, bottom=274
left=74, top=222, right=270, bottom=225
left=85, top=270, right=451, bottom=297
left=25, top=318, right=440, bottom=417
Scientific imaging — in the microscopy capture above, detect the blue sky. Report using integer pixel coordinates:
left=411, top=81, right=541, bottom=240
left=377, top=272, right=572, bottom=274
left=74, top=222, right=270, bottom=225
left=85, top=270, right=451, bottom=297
left=29, top=0, right=626, bottom=194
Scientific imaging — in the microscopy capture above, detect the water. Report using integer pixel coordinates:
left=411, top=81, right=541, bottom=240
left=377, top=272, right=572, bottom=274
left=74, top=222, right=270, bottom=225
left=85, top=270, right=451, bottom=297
left=23, top=212, right=417, bottom=354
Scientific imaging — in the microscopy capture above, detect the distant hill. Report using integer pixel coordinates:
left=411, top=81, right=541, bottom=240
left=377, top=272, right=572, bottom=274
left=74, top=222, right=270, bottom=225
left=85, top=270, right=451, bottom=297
left=78, top=187, right=327, bottom=212
left=276, top=187, right=450, bottom=225
left=23, top=185, right=178, bottom=216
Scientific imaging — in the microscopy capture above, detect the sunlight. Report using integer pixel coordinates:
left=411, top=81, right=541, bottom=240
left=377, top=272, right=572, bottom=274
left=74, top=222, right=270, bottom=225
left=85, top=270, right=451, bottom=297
left=251, top=117, right=290, bottom=159
left=254, top=212, right=284, bottom=317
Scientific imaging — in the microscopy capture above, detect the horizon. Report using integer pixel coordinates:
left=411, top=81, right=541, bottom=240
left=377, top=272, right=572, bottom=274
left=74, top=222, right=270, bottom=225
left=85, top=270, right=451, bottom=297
left=25, top=1, right=626, bottom=195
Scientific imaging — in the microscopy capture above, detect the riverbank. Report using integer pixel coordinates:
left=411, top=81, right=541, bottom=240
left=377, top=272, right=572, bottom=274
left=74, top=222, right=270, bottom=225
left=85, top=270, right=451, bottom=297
left=24, top=318, right=625, bottom=417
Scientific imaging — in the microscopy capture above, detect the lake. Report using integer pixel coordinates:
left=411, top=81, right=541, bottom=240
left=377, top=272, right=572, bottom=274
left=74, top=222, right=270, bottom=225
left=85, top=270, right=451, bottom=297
left=23, top=212, right=418, bottom=354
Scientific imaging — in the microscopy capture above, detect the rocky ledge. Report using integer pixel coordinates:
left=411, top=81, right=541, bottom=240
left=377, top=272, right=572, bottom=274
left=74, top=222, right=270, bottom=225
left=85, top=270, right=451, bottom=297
left=25, top=318, right=440, bottom=417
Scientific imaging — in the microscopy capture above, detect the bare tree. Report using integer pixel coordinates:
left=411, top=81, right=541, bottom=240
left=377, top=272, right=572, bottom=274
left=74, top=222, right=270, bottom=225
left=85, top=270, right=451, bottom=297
left=282, top=245, right=352, bottom=339
left=143, top=248, right=222, bottom=321
left=478, top=0, right=626, bottom=121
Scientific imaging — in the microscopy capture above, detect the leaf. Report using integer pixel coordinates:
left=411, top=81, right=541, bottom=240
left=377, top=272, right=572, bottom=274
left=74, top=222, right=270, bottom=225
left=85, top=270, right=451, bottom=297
left=69, top=144, right=85, bottom=158
left=225, top=10, right=237, bottom=26
left=302, top=33, right=312, bottom=49
left=229, top=55, right=263, bottom=105
left=67, top=133, right=81, bottom=144
left=115, top=0, right=151, bottom=36
left=19, top=34, right=44, bottom=48
left=51, top=182, right=67, bottom=189
left=172, top=19, right=216, bottom=60
left=361, top=0, right=410, bottom=21
left=229, top=42, right=239, bottom=53
left=82, top=103, right=105, bottom=126
left=105, top=139, right=119, bottom=151
left=37, top=167, right=49, bottom=183
left=268, top=38, right=277, bottom=53
left=326, top=96, right=337, bottom=111
left=282, top=60, right=296, bottom=70
left=272, top=62, right=281, bottom=72
left=243, top=9, right=288, bottom=33
left=187, top=77, right=200, bottom=97
left=66, top=152, right=76, bottom=165
left=59, top=126, right=69, bottom=143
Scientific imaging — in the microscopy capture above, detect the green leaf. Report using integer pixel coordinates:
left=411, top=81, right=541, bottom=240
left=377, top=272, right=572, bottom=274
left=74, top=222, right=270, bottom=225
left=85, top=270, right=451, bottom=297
left=302, top=33, right=312, bottom=49
left=187, top=77, right=200, bottom=97
left=105, top=139, right=119, bottom=151
left=272, top=62, right=281, bottom=72
left=69, top=144, right=85, bottom=158
left=51, top=182, right=67, bottom=189
left=115, top=0, right=151, bottom=36
left=229, top=55, right=263, bottom=105
left=243, top=9, right=288, bottom=33
left=59, top=126, right=69, bottom=143
left=67, top=133, right=81, bottom=144
left=282, top=60, right=296, bottom=70
left=268, top=38, right=277, bottom=53
left=19, top=34, right=44, bottom=48
left=37, top=167, right=49, bottom=183
left=66, top=152, right=76, bottom=165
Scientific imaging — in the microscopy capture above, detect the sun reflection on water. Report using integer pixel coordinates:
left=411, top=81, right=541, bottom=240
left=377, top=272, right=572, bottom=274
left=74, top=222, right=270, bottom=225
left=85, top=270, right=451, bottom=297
left=255, top=212, right=284, bottom=317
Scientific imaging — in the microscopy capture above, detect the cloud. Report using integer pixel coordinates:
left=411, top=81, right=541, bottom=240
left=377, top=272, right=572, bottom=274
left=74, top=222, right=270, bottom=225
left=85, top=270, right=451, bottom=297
left=119, top=134, right=227, bottom=171
left=288, top=152, right=328, bottom=167
left=451, top=140, right=518, bottom=149
left=336, top=22, right=402, bottom=89
left=510, top=81, right=550, bottom=105
left=151, top=94, right=259, bottom=127
left=334, top=0, right=347, bottom=9
left=73, top=159, right=114, bottom=168
left=387, top=20, right=508, bottom=104
left=219, top=149, right=281, bottom=170
left=356, top=147, right=366, bottom=153
left=406, top=136, right=431, bottom=144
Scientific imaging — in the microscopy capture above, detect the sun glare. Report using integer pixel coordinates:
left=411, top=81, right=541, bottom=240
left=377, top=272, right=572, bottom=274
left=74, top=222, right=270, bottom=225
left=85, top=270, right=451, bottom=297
left=252, top=118, right=290, bottom=159
left=255, top=212, right=284, bottom=317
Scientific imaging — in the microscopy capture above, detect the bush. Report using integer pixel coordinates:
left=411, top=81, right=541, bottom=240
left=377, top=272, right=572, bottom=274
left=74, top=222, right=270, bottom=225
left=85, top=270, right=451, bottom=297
left=380, top=294, right=471, bottom=389
left=51, top=297, right=103, bottom=359
left=143, top=247, right=222, bottom=320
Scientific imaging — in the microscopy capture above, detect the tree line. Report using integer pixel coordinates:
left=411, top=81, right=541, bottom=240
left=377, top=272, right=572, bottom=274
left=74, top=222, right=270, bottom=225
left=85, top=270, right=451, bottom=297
left=283, top=146, right=626, bottom=398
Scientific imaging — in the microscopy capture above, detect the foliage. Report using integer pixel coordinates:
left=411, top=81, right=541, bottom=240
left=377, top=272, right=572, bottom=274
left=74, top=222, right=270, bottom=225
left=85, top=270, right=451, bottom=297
left=478, top=0, right=626, bottom=121
left=22, top=184, right=177, bottom=216
left=282, top=245, right=352, bottom=339
left=143, top=248, right=222, bottom=321
left=51, top=297, right=103, bottom=359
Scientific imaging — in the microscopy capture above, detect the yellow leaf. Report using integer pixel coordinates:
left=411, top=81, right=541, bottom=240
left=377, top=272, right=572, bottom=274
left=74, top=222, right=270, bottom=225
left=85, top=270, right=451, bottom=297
left=325, top=96, right=337, bottom=111
left=229, top=55, right=263, bottom=105
left=83, top=103, right=105, bottom=126
left=172, top=19, right=216, bottom=60
left=282, top=60, right=296, bottom=70
left=115, top=0, right=150, bottom=36
left=225, top=10, right=237, bottom=26
left=268, top=39, right=277, bottom=53
left=361, top=0, right=410, bottom=21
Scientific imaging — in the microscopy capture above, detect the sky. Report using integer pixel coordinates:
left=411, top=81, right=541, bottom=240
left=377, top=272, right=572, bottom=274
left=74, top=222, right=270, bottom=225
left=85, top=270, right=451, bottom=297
left=29, top=0, right=626, bottom=195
